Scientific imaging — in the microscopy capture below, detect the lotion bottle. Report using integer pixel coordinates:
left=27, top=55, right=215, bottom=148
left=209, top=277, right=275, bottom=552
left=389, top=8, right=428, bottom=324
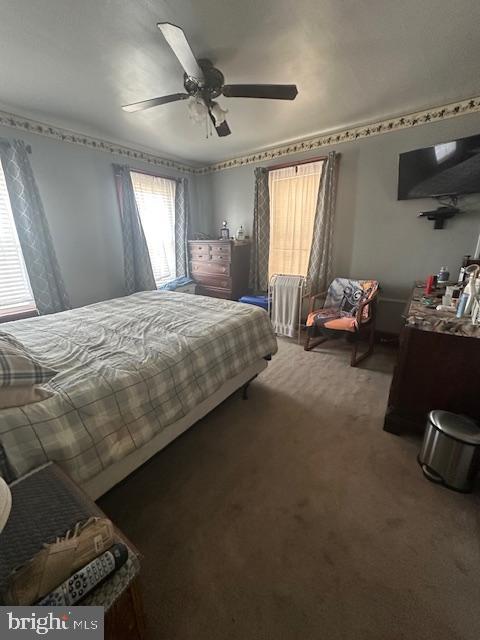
left=456, top=273, right=476, bottom=318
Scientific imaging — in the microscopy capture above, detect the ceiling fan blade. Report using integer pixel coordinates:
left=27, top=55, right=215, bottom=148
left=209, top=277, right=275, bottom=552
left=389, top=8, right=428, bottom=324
left=122, top=93, right=189, bottom=113
left=157, top=22, right=204, bottom=81
left=208, top=110, right=231, bottom=137
left=222, top=84, right=298, bottom=100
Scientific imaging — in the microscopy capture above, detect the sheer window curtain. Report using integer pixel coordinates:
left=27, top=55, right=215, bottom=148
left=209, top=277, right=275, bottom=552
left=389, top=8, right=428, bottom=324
left=0, top=139, right=70, bottom=315
left=268, top=161, right=323, bottom=278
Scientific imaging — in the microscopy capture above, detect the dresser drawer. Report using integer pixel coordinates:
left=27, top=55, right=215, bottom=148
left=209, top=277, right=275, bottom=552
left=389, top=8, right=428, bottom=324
left=210, top=244, right=231, bottom=256
left=190, top=261, right=230, bottom=276
left=209, top=253, right=231, bottom=264
left=189, top=249, right=210, bottom=261
left=192, top=273, right=232, bottom=290
left=188, top=243, right=209, bottom=253
left=196, top=286, right=232, bottom=300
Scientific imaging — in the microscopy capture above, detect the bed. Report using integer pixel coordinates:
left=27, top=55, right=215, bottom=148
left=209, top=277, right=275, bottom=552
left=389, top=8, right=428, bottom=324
left=0, top=291, right=277, bottom=498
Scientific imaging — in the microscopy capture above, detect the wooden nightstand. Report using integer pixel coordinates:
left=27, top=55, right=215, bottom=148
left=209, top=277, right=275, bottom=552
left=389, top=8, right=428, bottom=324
left=0, top=463, right=145, bottom=640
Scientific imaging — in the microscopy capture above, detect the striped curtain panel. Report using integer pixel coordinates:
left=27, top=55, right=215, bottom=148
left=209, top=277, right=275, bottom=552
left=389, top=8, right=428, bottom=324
left=249, top=167, right=271, bottom=293
left=307, top=151, right=339, bottom=295
left=174, top=177, right=190, bottom=278
left=0, top=139, right=70, bottom=315
left=113, top=164, right=156, bottom=294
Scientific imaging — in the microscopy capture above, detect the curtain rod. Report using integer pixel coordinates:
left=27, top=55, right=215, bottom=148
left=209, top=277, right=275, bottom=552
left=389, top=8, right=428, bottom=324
left=129, top=166, right=182, bottom=182
left=266, top=154, right=327, bottom=172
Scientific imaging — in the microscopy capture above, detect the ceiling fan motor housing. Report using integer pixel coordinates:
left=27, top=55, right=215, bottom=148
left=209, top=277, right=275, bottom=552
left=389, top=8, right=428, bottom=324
left=184, top=59, right=224, bottom=101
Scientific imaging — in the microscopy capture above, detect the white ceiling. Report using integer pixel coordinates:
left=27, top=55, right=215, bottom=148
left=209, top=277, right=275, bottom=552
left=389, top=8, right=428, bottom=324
left=1, top=0, right=480, bottom=165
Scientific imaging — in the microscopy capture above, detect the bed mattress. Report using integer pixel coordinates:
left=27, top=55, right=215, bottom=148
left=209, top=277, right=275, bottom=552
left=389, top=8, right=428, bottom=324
left=0, top=291, right=277, bottom=484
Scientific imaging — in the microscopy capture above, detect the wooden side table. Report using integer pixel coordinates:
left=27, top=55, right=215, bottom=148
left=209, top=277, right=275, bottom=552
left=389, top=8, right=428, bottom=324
left=0, top=463, right=145, bottom=640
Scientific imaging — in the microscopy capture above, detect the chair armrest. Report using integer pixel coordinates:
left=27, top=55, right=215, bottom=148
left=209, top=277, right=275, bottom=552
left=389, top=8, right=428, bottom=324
left=356, top=290, right=379, bottom=325
left=307, top=290, right=328, bottom=315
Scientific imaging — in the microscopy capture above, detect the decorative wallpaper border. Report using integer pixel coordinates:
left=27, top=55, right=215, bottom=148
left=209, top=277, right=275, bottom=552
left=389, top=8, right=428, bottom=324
left=1, top=95, right=480, bottom=176
left=200, top=95, right=480, bottom=173
left=0, top=109, right=195, bottom=174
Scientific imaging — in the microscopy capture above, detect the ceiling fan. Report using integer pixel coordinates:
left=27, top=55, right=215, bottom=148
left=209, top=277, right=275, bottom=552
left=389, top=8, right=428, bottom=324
left=122, top=23, right=298, bottom=137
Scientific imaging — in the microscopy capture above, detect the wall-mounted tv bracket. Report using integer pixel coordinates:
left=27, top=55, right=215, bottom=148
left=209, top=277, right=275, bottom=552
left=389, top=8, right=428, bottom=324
left=418, top=196, right=460, bottom=229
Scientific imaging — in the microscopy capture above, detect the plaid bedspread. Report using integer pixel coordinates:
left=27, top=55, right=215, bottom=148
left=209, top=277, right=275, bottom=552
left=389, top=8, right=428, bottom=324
left=0, top=292, right=277, bottom=484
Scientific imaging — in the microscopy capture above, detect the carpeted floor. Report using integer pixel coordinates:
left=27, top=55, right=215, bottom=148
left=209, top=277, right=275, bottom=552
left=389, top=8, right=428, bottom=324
left=99, top=338, right=480, bottom=640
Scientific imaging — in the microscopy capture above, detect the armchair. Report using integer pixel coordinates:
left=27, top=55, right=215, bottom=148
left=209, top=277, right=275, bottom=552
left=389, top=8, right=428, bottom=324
left=304, top=278, right=379, bottom=367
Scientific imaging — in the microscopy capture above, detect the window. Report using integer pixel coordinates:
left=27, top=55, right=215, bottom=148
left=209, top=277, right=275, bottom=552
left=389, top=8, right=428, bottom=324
left=130, top=171, right=176, bottom=287
left=0, top=161, right=35, bottom=315
left=268, top=160, right=323, bottom=278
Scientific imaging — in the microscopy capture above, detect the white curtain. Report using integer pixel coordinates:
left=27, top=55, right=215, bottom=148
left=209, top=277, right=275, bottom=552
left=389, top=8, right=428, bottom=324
left=130, top=171, right=176, bottom=287
left=268, top=161, right=323, bottom=278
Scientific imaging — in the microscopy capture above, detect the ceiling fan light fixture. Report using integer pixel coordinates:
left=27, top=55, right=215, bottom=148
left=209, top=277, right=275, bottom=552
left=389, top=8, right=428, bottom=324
left=187, top=97, right=208, bottom=123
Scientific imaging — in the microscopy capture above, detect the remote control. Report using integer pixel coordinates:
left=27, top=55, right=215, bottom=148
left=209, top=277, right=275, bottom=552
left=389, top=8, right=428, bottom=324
left=37, top=543, right=129, bottom=606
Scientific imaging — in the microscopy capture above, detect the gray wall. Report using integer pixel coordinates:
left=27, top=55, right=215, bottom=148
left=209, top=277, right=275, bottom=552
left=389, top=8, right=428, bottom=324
left=0, top=125, right=210, bottom=308
left=207, top=112, right=480, bottom=332
left=3, top=112, right=480, bottom=331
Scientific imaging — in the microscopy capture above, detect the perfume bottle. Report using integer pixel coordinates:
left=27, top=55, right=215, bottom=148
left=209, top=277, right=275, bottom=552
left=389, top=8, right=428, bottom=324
left=236, top=225, right=245, bottom=241
left=220, top=220, right=230, bottom=239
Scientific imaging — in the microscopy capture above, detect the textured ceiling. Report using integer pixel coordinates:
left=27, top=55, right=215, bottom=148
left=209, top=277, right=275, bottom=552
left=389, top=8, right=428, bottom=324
left=1, top=0, right=480, bottom=164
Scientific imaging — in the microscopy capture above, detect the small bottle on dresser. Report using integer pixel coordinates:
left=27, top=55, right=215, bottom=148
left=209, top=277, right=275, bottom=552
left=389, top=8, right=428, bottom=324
left=437, top=266, right=449, bottom=286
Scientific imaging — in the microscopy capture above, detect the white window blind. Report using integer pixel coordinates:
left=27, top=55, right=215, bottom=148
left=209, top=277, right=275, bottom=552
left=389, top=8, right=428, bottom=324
left=268, top=160, right=323, bottom=278
left=0, top=160, right=35, bottom=314
left=130, top=171, right=176, bottom=287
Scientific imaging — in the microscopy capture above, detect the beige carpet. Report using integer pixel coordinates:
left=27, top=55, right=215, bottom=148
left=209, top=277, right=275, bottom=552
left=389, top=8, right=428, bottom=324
left=99, top=338, right=480, bottom=640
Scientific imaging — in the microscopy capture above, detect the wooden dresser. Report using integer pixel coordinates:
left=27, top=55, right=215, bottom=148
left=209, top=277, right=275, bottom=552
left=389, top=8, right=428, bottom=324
left=384, top=285, right=480, bottom=436
left=188, top=240, right=250, bottom=300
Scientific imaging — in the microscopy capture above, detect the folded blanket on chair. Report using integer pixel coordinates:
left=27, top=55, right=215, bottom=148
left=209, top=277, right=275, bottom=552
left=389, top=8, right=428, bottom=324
left=306, top=279, right=378, bottom=334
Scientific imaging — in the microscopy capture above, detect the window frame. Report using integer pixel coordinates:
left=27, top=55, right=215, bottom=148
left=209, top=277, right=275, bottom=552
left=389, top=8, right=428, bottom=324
left=129, top=169, right=178, bottom=288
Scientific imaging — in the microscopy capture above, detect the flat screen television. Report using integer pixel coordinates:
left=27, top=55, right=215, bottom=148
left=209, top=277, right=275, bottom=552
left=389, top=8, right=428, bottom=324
left=398, top=133, right=480, bottom=200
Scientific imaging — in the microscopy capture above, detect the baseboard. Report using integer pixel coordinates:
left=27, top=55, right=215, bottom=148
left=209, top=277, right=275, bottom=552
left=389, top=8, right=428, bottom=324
left=375, top=330, right=399, bottom=346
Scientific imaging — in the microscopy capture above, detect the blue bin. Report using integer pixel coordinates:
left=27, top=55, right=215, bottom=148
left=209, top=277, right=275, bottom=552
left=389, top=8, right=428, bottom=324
left=238, top=295, right=269, bottom=311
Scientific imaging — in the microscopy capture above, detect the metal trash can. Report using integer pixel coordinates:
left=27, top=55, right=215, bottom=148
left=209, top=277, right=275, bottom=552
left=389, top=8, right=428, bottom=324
left=418, top=410, right=480, bottom=492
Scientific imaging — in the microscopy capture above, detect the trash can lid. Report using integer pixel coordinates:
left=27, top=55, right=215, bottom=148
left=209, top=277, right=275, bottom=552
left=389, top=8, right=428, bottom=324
left=428, top=410, right=480, bottom=445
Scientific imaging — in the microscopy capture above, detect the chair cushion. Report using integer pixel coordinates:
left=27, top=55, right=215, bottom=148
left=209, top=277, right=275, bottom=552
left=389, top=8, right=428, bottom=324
left=306, top=308, right=357, bottom=332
